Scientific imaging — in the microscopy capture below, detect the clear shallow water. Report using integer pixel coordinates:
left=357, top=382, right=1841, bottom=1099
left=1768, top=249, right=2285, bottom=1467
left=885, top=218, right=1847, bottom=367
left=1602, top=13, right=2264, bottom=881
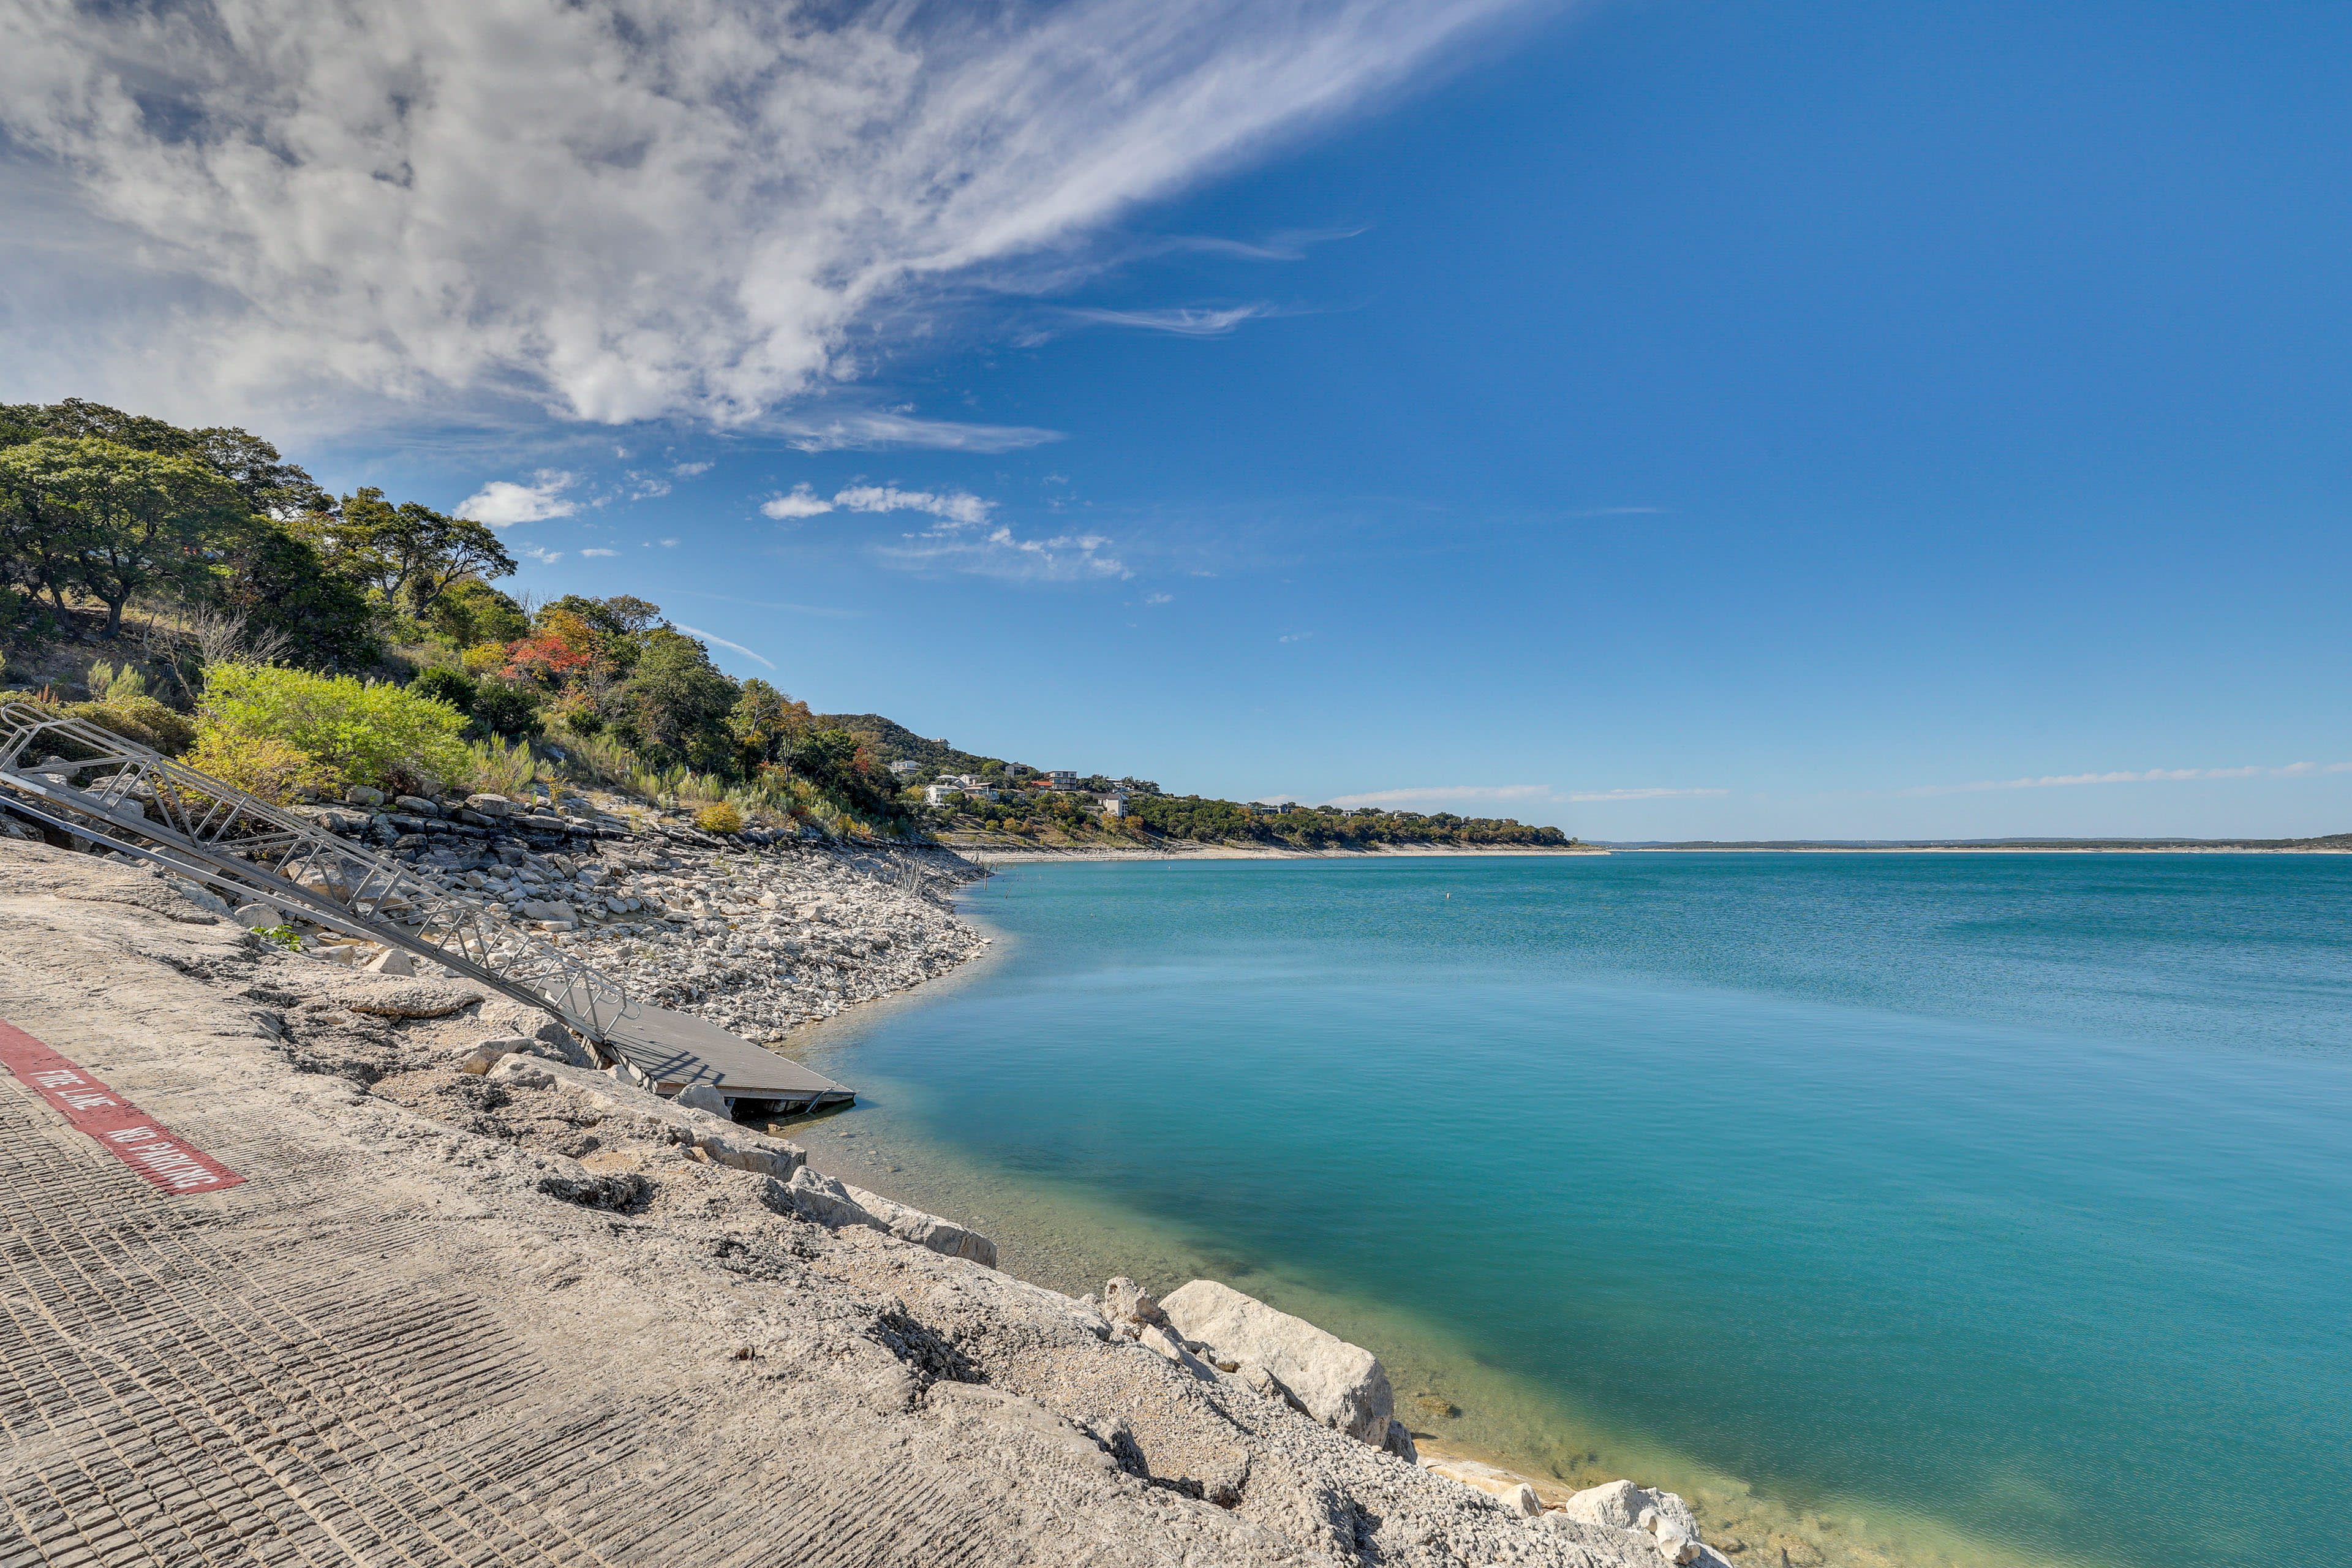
left=788, top=853, right=2352, bottom=1568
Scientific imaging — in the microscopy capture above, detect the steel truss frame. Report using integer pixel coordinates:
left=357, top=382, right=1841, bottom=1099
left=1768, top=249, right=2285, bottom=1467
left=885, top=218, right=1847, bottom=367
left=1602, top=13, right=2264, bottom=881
left=0, top=701, right=633, bottom=1042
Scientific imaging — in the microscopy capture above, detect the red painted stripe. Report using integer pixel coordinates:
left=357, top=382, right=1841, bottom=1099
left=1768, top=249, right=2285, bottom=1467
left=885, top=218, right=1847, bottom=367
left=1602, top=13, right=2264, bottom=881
left=0, top=1018, right=246, bottom=1194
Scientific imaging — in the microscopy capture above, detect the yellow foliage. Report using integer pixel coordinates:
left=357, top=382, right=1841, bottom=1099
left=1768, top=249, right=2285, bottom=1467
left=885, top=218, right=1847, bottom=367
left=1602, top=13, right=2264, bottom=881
left=64, top=696, right=197, bottom=756
left=184, top=731, right=342, bottom=805
left=461, top=641, right=510, bottom=674
left=693, top=801, right=745, bottom=834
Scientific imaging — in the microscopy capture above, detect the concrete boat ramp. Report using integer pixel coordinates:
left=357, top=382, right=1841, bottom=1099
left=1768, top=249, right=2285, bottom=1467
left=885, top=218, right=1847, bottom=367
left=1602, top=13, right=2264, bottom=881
left=552, top=985, right=853, bottom=1115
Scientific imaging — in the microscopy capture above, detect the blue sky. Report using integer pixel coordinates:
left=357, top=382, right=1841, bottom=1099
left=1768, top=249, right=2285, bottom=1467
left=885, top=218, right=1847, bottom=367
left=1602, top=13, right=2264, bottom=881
left=4, top=0, right=2346, bottom=838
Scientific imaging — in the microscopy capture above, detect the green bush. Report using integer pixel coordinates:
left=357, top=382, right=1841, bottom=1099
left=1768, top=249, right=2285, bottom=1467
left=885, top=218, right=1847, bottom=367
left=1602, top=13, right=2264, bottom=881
left=195, top=662, right=471, bottom=793
left=472, top=679, right=542, bottom=736
left=693, top=801, right=745, bottom=834
left=66, top=695, right=197, bottom=756
left=409, top=665, right=478, bottom=714
left=184, top=729, right=341, bottom=804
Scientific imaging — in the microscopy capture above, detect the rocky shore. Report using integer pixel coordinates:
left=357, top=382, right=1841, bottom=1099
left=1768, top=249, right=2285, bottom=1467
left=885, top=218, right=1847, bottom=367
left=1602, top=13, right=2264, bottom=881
left=0, top=835, right=1734, bottom=1567
left=181, top=783, right=994, bottom=1039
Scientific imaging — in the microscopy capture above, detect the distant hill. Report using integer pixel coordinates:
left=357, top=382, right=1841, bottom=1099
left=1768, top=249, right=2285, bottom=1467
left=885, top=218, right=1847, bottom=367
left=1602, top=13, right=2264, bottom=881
left=809, top=714, right=1019, bottom=778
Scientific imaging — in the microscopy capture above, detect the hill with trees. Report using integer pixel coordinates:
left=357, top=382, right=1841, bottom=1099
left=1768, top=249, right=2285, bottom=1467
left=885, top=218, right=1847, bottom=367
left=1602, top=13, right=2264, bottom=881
left=0, top=397, right=1581, bottom=853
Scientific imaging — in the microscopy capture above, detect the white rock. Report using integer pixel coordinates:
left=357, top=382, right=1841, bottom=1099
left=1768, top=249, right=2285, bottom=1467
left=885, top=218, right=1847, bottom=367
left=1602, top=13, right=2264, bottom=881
left=459, top=1035, right=535, bottom=1074
left=233, top=901, right=283, bottom=926
left=1562, top=1482, right=1705, bottom=1552
left=1159, top=1280, right=1395, bottom=1446
left=673, top=1083, right=729, bottom=1117
left=364, top=948, right=416, bottom=976
left=780, top=1167, right=998, bottom=1267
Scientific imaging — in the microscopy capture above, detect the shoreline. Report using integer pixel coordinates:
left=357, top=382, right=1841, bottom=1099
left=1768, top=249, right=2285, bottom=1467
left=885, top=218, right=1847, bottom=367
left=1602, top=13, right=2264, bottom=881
left=950, top=842, right=1611, bottom=865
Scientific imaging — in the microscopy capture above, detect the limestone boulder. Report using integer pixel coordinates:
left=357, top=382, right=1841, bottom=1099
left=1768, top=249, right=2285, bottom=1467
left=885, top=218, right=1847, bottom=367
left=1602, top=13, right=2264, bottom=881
left=1159, top=1280, right=1395, bottom=1446
left=780, top=1167, right=997, bottom=1267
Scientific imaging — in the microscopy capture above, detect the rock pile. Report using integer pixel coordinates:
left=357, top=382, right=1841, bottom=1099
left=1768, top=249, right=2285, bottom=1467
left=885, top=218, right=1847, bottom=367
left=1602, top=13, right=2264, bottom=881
left=279, top=787, right=990, bottom=1038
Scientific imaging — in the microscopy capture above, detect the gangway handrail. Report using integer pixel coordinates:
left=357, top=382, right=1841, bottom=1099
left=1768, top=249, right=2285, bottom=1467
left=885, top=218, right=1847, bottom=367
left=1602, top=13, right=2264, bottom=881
left=0, top=701, right=634, bottom=1044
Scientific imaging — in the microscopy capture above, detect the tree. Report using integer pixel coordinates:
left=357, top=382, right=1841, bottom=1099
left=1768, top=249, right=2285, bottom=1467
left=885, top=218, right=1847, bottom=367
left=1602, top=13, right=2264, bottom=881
left=622, top=628, right=739, bottom=769
left=208, top=521, right=378, bottom=669
left=0, top=437, right=247, bottom=637
left=727, top=678, right=814, bottom=767
left=428, top=578, right=530, bottom=647
left=322, top=487, right=516, bottom=616
left=190, top=426, right=336, bottom=521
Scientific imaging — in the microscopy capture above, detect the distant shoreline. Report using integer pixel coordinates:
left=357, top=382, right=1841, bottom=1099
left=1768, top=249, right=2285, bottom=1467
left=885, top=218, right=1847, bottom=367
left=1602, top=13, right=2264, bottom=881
left=952, top=842, right=1611, bottom=865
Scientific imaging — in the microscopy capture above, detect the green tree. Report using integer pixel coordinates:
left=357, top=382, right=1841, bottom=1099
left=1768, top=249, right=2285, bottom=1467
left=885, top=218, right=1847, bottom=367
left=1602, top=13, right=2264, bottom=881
left=322, top=487, right=516, bottom=616
left=0, top=437, right=247, bottom=637
left=622, top=628, right=739, bottom=768
left=726, top=678, right=814, bottom=767
left=209, top=521, right=378, bottom=669
left=429, top=578, right=530, bottom=647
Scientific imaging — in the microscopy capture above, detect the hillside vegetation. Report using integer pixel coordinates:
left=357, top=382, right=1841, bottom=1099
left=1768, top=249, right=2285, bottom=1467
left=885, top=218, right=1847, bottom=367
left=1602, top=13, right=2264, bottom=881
left=1, top=397, right=1581, bottom=853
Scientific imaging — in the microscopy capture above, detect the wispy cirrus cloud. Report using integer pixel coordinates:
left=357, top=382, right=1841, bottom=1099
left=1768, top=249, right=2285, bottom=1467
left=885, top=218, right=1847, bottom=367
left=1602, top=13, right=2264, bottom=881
left=671, top=625, right=777, bottom=670
left=880, top=526, right=1128, bottom=582
left=580, top=547, right=619, bottom=557
left=0, top=0, right=1529, bottom=431
left=1899, top=761, right=2352, bottom=797
left=1066, top=304, right=1272, bottom=336
left=769, top=412, right=1064, bottom=453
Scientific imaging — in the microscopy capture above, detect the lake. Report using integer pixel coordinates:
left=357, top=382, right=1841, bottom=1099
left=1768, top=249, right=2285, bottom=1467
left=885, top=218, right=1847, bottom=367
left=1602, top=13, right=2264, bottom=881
left=787, top=852, right=2352, bottom=1568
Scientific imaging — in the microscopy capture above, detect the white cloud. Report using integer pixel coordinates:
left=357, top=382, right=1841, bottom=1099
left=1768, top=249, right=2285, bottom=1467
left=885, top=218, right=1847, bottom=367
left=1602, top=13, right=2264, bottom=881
left=880, top=525, right=1127, bottom=582
left=1142, top=592, right=1173, bottom=605
left=772, top=412, right=1063, bottom=453
left=761, top=485, right=836, bottom=520
left=1901, top=761, right=2352, bottom=797
left=457, top=471, right=578, bottom=526
left=1066, top=304, right=1270, bottom=336
left=581, top=547, right=619, bottom=557
left=835, top=485, right=994, bottom=526
left=1278, top=630, right=1313, bottom=643
left=671, top=461, right=713, bottom=478
left=660, top=538, right=679, bottom=547
left=0, top=0, right=1527, bottom=430
left=671, top=624, right=777, bottom=670
left=521, top=545, right=564, bottom=565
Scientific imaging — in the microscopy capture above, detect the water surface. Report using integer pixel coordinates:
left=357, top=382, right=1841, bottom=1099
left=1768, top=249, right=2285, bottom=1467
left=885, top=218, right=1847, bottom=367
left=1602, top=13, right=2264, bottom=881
left=789, top=853, right=2352, bottom=1568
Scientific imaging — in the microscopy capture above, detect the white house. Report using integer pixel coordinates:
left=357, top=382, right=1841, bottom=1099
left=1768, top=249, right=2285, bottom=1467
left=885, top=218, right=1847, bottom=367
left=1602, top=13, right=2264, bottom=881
left=1046, top=770, right=1079, bottom=788
left=889, top=760, right=921, bottom=777
left=1095, top=795, right=1126, bottom=818
left=926, top=783, right=999, bottom=806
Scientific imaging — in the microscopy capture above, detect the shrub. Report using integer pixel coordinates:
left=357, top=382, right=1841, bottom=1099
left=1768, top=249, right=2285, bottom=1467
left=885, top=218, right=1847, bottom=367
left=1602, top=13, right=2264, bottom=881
left=184, top=730, right=341, bottom=804
left=694, top=801, right=745, bottom=834
left=410, top=666, right=478, bottom=713
left=195, top=662, right=471, bottom=793
left=66, top=695, right=198, bottom=756
left=472, top=679, right=543, bottom=736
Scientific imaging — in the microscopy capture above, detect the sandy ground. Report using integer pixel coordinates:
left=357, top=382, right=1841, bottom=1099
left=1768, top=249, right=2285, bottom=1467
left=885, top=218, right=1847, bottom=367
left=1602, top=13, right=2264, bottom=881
left=0, top=838, right=1672, bottom=1568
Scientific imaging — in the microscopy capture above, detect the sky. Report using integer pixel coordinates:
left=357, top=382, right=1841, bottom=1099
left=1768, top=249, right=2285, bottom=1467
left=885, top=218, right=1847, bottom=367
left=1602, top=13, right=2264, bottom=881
left=2, top=0, right=2346, bottom=839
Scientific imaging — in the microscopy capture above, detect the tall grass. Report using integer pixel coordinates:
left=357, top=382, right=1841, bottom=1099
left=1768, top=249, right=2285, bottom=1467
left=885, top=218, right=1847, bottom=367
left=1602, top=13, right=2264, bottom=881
left=465, top=734, right=543, bottom=797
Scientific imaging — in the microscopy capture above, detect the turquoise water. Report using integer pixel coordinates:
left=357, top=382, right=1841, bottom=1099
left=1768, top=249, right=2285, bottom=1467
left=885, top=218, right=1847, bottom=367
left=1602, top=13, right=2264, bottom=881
left=790, top=854, right=2352, bottom=1568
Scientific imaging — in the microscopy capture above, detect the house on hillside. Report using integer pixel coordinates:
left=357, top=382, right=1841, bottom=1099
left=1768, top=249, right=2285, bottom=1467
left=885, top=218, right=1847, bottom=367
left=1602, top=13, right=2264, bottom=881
left=1095, top=795, right=1126, bottom=818
left=889, top=760, right=921, bottom=777
left=1044, top=770, right=1079, bottom=788
left=926, top=783, right=998, bottom=805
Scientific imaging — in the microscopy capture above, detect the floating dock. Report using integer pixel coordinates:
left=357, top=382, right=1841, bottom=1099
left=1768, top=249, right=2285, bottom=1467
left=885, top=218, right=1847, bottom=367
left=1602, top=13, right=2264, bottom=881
left=553, top=985, right=853, bottom=1114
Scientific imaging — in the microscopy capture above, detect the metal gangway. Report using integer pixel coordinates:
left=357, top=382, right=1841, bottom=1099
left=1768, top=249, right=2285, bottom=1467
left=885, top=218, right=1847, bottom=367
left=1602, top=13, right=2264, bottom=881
left=0, top=701, right=635, bottom=1045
